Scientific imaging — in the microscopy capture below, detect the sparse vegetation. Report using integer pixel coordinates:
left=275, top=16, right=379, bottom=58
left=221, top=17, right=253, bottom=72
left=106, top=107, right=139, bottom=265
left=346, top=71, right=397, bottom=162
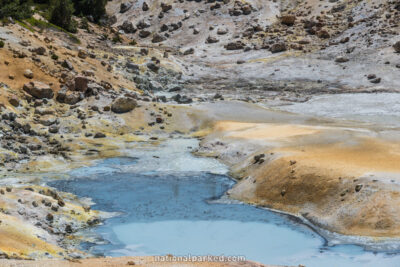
left=26, top=17, right=81, bottom=43
left=80, top=17, right=89, bottom=29
left=16, top=19, right=35, bottom=32
left=112, top=33, right=122, bottom=43
left=0, top=40, right=4, bottom=48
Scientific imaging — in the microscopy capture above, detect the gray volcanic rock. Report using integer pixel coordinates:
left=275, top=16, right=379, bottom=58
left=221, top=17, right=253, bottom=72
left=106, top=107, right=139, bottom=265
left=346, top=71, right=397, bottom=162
left=394, top=41, right=400, bottom=53
left=23, top=81, right=54, bottom=99
left=152, top=33, right=166, bottom=43
left=270, top=43, right=287, bottom=53
left=225, top=41, right=244, bottom=50
left=120, top=20, right=136, bottom=33
left=142, top=1, right=149, bottom=11
left=120, top=2, right=132, bottom=13
left=139, top=30, right=151, bottom=38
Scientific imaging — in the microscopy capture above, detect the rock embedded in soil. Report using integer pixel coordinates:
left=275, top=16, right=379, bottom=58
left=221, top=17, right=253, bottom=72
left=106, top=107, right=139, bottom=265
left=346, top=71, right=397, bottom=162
left=147, top=62, right=159, bottom=72
left=120, top=20, right=136, bottom=34
left=281, top=15, right=296, bottom=26
left=94, top=132, right=106, bottom=138
left=370, top=77, right=381, bottom=84
left=23, top=69, right=34, bottom=79
left=270, top=43, right=287, bottom=53
left=225, top=41, right=244, bottom=50
left=74, top=76, right=89, bottom=92
left=48, top=125, right=59, bottom=134
left=335, top=56, right=349, bottom=63
left=62, top=60, right=74, bottom=70
left=142, top=1, right=149, bottom=11
left=206, top=36, right=219, bottom=44
left=152, top=34, right=166, bottom=43
left=8, top=96, right=19, bottom=107
left=317, top=30, right=330, bottom=39
left=393, top=41, right=400, bottom=53
left=78, top=49, right=88, bottom=59
left=120, top=2, right=132, bottom=13
left=183, top=48, right=195, bottom=55
left=139, top=30, right=151, bottom=38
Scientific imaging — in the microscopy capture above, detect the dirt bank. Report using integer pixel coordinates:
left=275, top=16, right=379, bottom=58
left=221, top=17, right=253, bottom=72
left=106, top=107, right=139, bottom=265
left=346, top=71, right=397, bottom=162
left=193, top=102, right=400, bottom=239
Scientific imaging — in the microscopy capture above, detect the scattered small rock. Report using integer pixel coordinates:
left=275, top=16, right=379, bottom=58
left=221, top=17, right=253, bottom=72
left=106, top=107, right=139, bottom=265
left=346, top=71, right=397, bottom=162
left=355, top=184, right=363, bottom=192
left=393, top=41, right=400, bottom=53
left=8, top=96, right=19, bottom=107
left=335, top=56, right=349, bottom=63
left=23, top=69, right=34, bottom=79
left=281, top=15, right=296, bottom=26
left=270, top=43, right=286, bottom=53
left=370, top=77, right=381, bottom=84
left=142, top=1, right=149, bottom=11
left=120, top=2, right=132, bottom=13
left=94, top=132, right=106, bottom=138
left=206, top=36, right=219, bottom=44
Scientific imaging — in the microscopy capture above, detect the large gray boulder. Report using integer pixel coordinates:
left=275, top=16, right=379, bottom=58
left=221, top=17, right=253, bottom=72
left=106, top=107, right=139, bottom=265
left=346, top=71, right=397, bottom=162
left=111, top=97, right=137, bottom=113
left=23, top=81, right=54, bottom=99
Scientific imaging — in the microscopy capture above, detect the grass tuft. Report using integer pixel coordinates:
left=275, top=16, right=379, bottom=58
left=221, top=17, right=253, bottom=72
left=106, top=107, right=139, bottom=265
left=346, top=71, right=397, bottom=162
left=25, top=17, right=81, bottom=44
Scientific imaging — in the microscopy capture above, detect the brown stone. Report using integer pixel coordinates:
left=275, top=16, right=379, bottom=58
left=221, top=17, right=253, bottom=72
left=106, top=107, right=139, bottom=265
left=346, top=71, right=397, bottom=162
left=74, top=76, right=89, bottom=92
left=9, top=96, right=19, bottom=107
left=111, top=97, right=137, bottom=113
left=281, top=15, right=296, bottom=26
left=24, top=69, right=33, bottom=79
left=23, top=81, right=54, bottom=99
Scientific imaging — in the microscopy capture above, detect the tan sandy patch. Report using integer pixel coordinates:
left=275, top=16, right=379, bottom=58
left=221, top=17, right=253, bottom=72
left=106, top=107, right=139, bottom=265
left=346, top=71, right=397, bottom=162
left=214, top=121, right=319, bottom=140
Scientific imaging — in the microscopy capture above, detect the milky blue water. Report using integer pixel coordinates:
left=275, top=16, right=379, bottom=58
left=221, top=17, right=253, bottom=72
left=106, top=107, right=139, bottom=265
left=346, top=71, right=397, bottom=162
left=48, top=139, right=400, bottom=267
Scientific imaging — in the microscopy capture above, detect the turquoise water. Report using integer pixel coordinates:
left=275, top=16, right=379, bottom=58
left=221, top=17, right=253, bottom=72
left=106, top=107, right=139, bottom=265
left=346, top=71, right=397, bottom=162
left=49, top=140, right=400, bottom=267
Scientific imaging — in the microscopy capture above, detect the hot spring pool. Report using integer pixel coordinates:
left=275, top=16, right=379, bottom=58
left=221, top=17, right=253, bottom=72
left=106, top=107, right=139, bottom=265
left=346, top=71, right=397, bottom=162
left=48, top=139, right=400, bottom=267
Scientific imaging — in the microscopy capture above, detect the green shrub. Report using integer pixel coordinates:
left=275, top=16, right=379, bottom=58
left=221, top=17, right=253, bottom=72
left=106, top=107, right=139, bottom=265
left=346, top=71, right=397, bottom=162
left=0, top=40, right=4, bottom=48
left=51, top=53, right=58, bottom=60
left=112, top=33, right=122, bottom=43
left=49, top=0, right=76, bottom=33
left=79, top=17, right=91, bottom=32
left=0, top=0, right=33, bottom=20
left=73, top=0, right=107, bottom=22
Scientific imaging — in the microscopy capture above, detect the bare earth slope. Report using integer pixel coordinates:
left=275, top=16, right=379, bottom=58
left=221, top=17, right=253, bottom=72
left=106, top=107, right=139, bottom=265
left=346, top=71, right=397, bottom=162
left=108, top=0, right=400, bottom=95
